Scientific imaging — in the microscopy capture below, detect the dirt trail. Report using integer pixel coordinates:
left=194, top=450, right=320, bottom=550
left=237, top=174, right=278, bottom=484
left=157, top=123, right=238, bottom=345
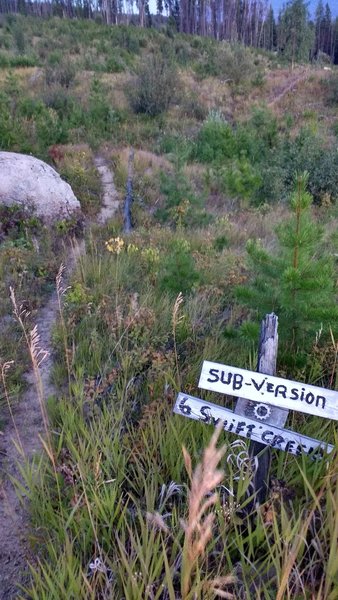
left=267, top=68, right=310, bottom=108
left=94, top=156, right=120, bottom=224
left=0, top=156, right=119, bottom=598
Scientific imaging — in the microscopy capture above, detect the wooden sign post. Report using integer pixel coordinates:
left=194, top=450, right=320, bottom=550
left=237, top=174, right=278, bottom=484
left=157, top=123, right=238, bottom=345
left=174, top=312, right=336, bottom=505
left=235, top=313, right=283, bottom=503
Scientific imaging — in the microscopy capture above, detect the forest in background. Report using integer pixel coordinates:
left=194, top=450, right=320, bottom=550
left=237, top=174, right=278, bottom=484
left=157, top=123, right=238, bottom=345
left=0, top=12, right=338, bottom=599
left=1, top=0, right=338, bottom=63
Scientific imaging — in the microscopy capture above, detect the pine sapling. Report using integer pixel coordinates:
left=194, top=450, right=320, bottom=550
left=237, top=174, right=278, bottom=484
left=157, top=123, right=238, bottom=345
left=237, top=172, right=338, bottom=357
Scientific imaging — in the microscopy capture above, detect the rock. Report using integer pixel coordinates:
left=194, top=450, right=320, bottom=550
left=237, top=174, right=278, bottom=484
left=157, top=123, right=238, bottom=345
left=0, top=152, right=82, bottom=223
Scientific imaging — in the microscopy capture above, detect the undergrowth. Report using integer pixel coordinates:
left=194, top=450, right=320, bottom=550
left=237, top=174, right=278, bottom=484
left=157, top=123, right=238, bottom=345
left=6, top=216, right=336, bottom=599
left=0, top=14, right=337, bottom=600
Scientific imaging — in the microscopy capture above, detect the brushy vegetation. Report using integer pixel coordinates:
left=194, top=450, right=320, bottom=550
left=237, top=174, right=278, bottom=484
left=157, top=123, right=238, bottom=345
left=0, top=14, right=338, bottom=600
left=10, top=216, right=337, bottom=599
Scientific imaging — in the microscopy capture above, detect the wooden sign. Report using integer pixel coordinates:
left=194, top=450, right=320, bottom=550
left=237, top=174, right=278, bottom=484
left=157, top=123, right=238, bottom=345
left=174, top=393, right=334, bottom=459
left=174, top=314, right=335, bottom=505
left=199, top=361, right=338, bottom=421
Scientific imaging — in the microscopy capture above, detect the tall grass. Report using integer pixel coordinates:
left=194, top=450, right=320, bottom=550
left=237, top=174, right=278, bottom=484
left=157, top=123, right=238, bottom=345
left=7, top=224, right=334, bottom=599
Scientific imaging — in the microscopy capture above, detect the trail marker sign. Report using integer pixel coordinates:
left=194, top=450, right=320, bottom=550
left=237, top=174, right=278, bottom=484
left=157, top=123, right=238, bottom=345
left=174, top=393, right=334, bottom=459
left=198, top=362, right=338, bottom=420
left=173, top=313, right=336, bottom=503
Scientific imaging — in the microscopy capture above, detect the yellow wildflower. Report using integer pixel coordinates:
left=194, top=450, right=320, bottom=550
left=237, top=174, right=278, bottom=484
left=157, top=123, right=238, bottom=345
left=105, top=237, right=125, bottom=254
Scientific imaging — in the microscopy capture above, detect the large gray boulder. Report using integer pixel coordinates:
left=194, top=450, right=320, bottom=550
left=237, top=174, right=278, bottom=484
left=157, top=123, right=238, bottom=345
left=0, top=152, right=81, bottom=222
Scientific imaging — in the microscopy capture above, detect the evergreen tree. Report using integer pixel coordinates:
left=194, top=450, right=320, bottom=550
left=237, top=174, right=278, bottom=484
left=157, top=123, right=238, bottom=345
left=323, top=3, right=333, bottom=56
left=315, top=0, right=325, bottom=56
left=277, top=0, right=314, bottom=68
left=333, top=17, right=338, bottom=64
left=237, top=173, right=338, bottom=355
left=263, top=6, right=276, bottom=51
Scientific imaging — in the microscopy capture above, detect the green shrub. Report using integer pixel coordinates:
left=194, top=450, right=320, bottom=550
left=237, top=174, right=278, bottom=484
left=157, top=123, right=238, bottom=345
left=173, top=37, right=195, bottom=65
left=18, top=97, right=46, bottom=118
left=0, top=33, right=11, bottom=50
left=237, top=173, right=338, bottom=357
left=157, top=133, right=193, bottom=160
left=12, top=22, right=25, bottom=54
left=194, top=113, right=236, bottom=163
left=158, top=238, right=200, bottom=294
left=9, top=54, right=36, bottom=67
left=45, top=61, right=76, bottom=88
left=0, top=51, right=9, bottom=67
left=48, top=50, right=62, bottom=66
left=110, top=25, right=141, bottom=54
left=213, top=234, right=229, bottom=251
left=323, top=73, right=338, bottom=105
left=86, top=77, right=122, bottom=140
left=157, top=169, right=206, bottom=226
left=128, top=55, right=177, bottom=116
left=104, top=54, right=125, bottom=73
left=310, top=147, right=338, bottom=203
left=222, top=158, right=262, bottom=200
left=195, top=42, right=255, bottom=86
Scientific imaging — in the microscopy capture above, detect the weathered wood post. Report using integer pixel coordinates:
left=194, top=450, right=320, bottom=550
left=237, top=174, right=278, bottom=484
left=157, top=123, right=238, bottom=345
left=175, top=314, right=335, bottom=509
left=235, top=313, right=288, bottom=504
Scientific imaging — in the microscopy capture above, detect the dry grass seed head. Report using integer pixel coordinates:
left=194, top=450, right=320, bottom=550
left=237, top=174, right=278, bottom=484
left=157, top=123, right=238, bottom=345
left=183, top=424, right=227, bottom=560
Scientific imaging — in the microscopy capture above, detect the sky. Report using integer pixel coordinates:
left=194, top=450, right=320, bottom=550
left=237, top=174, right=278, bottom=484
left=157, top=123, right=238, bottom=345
left=271, top=0, right=338, bottom=18
left=148, top=0, right=338, bottom=19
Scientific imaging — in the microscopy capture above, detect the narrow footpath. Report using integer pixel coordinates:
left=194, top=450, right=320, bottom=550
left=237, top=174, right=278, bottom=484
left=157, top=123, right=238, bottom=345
left=0, top=155, right=119, bottom=598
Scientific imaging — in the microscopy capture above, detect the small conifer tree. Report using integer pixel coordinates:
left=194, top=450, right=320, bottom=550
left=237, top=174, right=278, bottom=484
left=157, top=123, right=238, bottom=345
left=237, top=172, right=338, bottom=357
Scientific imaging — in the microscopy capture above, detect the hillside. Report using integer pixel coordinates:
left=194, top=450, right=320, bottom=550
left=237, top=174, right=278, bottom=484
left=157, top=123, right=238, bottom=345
left=0, top=15, right=338, bottom=600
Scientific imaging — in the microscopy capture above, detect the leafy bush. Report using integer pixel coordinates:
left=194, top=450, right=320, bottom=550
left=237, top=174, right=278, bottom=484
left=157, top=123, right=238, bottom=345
left=0, top=32, right=11, bottom=50
left=110, top=25, right=142, bottom=54
left=195, top=42, right=255, bottom=86
left=0, top=51, right=9, bottom=67
left=263, top=128, right=338, bottom=204
left=221, top=158, right=262, bottom=200
left=156, top=169, right=207, bottom=227
left=173, top=37, right=195, bottom=65
left=158, top=238, right=200, bottom=294
left=323, top=73, right=338, bottom=105
left=310, top=147, right=338, bottom=203
left=194, top=113, right=236, bottom=163
left=58, top=150, right=102, bottom=217
left=12, top=22, right=25, bottom=54
left=104, top=54, right=125, bottom=72
left=86, top=77, right=123, bottom=140
left=45, top=61, right=76, bottom=88
left=213, top=234, right=229, bottom=251
left=128, top=55, right=177, bottom=116
left=157, top=132, right=194, bottom=161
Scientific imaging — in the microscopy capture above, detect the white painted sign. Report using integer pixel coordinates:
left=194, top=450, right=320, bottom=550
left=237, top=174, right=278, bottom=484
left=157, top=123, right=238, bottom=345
left=174, top=393, right=334, bottom=459
left=199, top=361, right=338, bottom=421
